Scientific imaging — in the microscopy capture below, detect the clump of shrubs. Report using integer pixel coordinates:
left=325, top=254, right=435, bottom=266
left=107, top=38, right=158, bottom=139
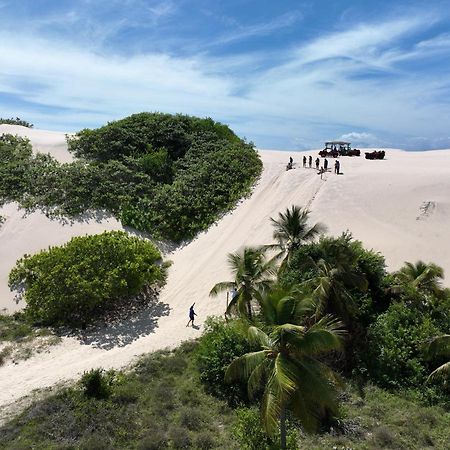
left=0, top=117, right=33, bottom=128
left=8, top=231, right=166, bottom=326
left=195, top=317, right=256, bottom=406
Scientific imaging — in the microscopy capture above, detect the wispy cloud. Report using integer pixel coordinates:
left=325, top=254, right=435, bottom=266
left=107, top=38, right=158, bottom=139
left=211, top=11, right=303, bottom=46
left=1, top=3, right=450, bottom=150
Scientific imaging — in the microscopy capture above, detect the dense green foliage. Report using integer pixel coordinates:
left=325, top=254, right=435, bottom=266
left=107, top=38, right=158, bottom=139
left=0, top=113, right=262, bottom=241
left=279, top=231, right=450, bottom=393
left=8, top=231, right=165, bottom=326
left=366, top=292, right=450, bottom=389
left=195, top=317, right=257, bottom=406
left=0, top=117, right=33, bottom=127
left=0, top=343, right=240, bottom=449
left=2, top=341, right=450, bottom=449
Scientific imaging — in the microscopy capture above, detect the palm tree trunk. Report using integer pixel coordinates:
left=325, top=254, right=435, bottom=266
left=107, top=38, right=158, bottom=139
left=280, top=405, right=286, bottom=450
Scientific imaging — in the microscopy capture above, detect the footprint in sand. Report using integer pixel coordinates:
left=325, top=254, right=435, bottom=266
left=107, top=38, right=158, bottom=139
left=416, top=201, right=436, bottom=220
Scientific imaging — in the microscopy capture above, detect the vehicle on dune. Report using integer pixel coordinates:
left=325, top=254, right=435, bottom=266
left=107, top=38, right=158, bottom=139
left=365, top=150, right=385, bottom=160
left=319, top=141, right=360, bottom=157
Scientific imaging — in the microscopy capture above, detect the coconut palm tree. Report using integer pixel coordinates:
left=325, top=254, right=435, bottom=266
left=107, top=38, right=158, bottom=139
left=395, top=261, right=444, bottom=296
left=269, top=205, right=326, bottom=270
left=304, top=259, right=368, bottom=325
left=425, top=334, right=450, bottom=385
left=225, top=286, right=344, bottom=449
left=209, top=246, right=276, bottom=319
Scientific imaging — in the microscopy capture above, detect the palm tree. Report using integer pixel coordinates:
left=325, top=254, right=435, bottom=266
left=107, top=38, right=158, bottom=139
left=225, top=286, right=344, bottom=449
left=395, top=261, right=444, bottom=296
left=209, top=246, right=276, bottom=319
left=269, top=205, right=326, bottom=270
left=425, top=334, right=450, bottom=385
left=304, top=259, right=368, bottom=325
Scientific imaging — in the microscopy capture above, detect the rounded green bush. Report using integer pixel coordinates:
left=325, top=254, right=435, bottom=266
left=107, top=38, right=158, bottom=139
left=8, top=231, right=165, bottom=326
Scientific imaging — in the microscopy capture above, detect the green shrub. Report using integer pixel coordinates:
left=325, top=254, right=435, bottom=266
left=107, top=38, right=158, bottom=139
left=233, top=407, right=298, bottom=450
left=1, top=113, right=262, bottom=242
left=167, top=425, right=191, bottom=449
left=80, top=369, right=113, bottom=399
left=196, top=317, right=256, bottom=405
left=137, top=429, right=168, bottom=450
left=179, top=407, right=204, bottom=431
left=8, top=231, right=165, bottom=326
left=366, top=302, right=442, bottom=388
left=194, top=431, right=216, bottom=449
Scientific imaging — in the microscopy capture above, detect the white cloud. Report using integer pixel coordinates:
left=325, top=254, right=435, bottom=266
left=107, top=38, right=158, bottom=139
left=339, top=132, right=385, bottom=147
left=1, top=11, right=450, bottom=150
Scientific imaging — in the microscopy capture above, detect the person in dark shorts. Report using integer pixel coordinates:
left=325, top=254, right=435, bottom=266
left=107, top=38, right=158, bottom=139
left=324, top=158, right=328, bottom=171
left=315, top=158, right=319, bottom=169
left=308, top=155, right=312, bottom=167
left=186, top=303, right=197, bottom=327
left=303, top=156, right=307, bottom=167
left=335, top=160, right=340, bottom=174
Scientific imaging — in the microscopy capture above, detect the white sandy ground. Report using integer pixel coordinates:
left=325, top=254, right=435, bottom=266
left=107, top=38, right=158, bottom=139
left=0, top=126, right=450, bottom=414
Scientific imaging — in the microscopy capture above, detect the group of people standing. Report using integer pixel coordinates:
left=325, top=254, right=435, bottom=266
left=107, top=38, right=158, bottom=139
left=300, top=155, right=340, bottom=175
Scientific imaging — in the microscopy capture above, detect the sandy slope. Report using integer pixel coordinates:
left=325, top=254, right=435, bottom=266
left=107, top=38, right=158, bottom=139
left=0, top=126, right=449, bottom=411
left=0, top=124, right=74, bottom=163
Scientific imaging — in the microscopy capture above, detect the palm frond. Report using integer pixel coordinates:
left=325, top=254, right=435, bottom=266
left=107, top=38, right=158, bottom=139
left=225, top=350, right=268, bottom=383
left=427, top=361, right=450, bottom=383
left=247, top=326, right=271, bottom=347
left=425, top=335, right=450, bottom=359
left=295, top=317, right=344, bottom=355
left=261, top=375, right=282, bottom=436
left=247, top=359, right=271, bottom=399
left=209, top=281, right=234, bottom=297
left=273, top=353, right=299, bottom=395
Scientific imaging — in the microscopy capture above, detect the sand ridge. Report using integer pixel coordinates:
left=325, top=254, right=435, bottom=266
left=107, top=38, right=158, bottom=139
left=0, top=127, right=449, bottom=410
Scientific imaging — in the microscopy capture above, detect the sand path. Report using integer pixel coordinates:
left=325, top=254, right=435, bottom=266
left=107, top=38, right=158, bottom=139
left=0, top=126, right=449, bottom=412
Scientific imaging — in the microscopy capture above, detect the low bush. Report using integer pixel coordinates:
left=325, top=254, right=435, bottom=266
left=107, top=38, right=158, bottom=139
left=8, top=231, right=165, bottom=326
left=233, top=407, right=299, bottom=450
left=80, top=369, right=113, bottom=400
left=195, top=317, right=256, bottom=405
left=366, top=301, right=444, bottom=388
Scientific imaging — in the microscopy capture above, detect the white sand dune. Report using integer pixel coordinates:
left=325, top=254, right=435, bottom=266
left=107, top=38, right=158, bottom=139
left=0, top=124, right=73, bottom=163
left=1, top=127, right=449, bottom=411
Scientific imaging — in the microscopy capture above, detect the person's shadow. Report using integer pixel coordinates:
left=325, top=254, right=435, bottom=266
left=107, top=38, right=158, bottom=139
left=192, top=324, right=200, bottom=330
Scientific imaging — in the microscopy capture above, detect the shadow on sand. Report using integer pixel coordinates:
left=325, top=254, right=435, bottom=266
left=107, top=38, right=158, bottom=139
left=59, top=287, right=170, bottom=350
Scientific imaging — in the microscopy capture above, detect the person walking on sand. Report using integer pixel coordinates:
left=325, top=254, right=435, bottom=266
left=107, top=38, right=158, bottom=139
left=308, top=155, right=312, bottom=168
left=186, top=303, right=197, bottom=327
left=315, top=157, right=320, bottom=170
left=303, top=156, right=307, bottom=167
left=324, top=158, right=328, bottom=171
left=334, top=160, right=340, bottom=174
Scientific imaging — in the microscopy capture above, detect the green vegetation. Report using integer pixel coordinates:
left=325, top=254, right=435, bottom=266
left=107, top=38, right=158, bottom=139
left=205, top=206, right=450, bottom=447
left=210, top=246, right=276, bottom=318
left=0, top=343, right=239, bottom=449
left=2, top=338, right=449, bottom=449
left=0, top=113, right=262, bottom=241
left=2, top=205, right=450, bottom=449
left=8, top=231, right=166, bottom=326
left=0, top=312, right=59, bottom=365
left=0, top=117, right=33, bottom=128
left=425, top=334, right=450, bottom=383
left=225, top=289, right=344, bottom=447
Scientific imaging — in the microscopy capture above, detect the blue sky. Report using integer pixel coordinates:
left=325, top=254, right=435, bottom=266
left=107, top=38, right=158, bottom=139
left=1, top=0, right=450, bottom=150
